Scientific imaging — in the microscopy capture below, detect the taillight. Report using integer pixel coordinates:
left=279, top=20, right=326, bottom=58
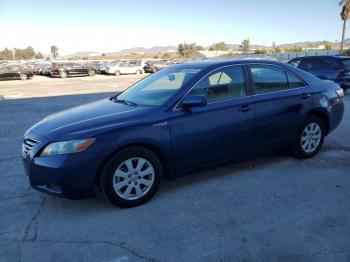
left=336, top=88, right=344, bottom=99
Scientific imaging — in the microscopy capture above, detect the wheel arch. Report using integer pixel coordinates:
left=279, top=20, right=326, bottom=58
left=94, top=142, right=169, bottom=186
left=308, top=109, right=330, bottom=135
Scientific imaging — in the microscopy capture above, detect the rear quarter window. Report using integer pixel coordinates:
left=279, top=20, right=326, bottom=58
left=286, top=72, right=306, bottom=88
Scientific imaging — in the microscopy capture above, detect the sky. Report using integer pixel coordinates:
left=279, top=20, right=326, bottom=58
left=0, top=0, right=345, bottom=55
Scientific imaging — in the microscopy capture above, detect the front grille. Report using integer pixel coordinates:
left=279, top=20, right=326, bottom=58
left=22, top=138, right=40, bottom=158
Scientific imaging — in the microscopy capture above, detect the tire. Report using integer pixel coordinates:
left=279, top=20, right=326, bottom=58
left=101, top=146, right=162, bottom=208
left=153, top=67, right=158, bottom=73
left=136, top=70, right=142, bottom=75
left=59, top=71, right=68, bottom=78
left=19, top=74, right=28, bottom=80
left=114, top=70, right=121, bottom=76
left=292, top=116, right=325, bottom=159
left=88, top=69, right=96, bottom=76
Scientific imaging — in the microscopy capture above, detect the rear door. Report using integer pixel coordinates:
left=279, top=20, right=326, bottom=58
left=171, top=65, right=255, bottom=171
left=69, top=63, right=86, bottom=75
left=248, top=64, right=309, bottom=152
left=4, top=66, right=19, bottom=79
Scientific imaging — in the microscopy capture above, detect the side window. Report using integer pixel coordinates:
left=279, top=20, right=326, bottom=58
left=299, top=58, right=315, bottom=70
left=189, top=66, right=246, bottom=103
left=286, top=72, right=306, bottom=88
left=250, top=65, right=289, bottom=94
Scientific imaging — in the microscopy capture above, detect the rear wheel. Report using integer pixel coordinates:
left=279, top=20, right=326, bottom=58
left=88, top=69, right=96, bottom=76
left=19, top=74, right=28, bottom=80
left=101, top=146, right=162, bottom=208
left=136, top=70, right=142, bottom=75
left=114, top=70, right=121, bottom=76
left=293, top=116, right=325, bottom=158
left=153, top=67, right=158, bottom=73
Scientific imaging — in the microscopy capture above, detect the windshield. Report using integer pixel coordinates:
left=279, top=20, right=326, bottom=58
left=116, top=68, right=201, bottom=106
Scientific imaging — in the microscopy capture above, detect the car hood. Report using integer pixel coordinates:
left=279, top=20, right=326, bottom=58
left=30, top=98, right=151, bottom=140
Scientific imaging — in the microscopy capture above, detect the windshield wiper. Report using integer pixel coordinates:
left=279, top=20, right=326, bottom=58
left=112, top=98, right=138, bottom=106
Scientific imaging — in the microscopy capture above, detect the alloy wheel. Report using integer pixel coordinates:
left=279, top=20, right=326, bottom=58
left=113, top=157, right=155, bottom=201
left=300, top=122, right=322, bottom=153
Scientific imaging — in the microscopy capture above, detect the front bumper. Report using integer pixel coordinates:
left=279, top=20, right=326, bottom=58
left=22, top=130, right=100, bottom=199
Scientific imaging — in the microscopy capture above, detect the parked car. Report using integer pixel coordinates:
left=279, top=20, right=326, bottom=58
left=33, top=62, right=51, bottom=75
left=288, top=55, right=350, bottom=91
left=22, top=60, right=344, bottom=207
left=96, top=61, right=119, bottom=74
left=143, top=60, right=169, bottom=73
left=105, top=61, right=144, bottom=75
left=83, top=61, right=100, bottom=71
left=0, top=64, right=33, bottom=80
left=50, top=62, right=96, bottom=78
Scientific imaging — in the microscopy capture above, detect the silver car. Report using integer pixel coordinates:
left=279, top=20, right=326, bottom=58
left=105, top=61, right=144, bottom=76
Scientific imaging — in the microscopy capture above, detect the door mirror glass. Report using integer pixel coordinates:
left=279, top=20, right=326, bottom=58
left=182, top=95, right=207, bottom=108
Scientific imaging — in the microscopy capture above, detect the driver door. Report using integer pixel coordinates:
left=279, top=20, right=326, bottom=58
left=170, top=65, right=255, bottom=171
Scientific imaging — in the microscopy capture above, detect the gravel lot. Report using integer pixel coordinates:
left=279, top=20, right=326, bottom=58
left=0, top=75, right=349, bottom=262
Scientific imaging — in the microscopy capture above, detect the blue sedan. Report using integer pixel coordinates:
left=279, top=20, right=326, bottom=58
left=22, top=60, right=345, bottom=207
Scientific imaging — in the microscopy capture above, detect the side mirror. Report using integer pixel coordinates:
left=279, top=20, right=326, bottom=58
left=182, top=95, right=207, bottom=109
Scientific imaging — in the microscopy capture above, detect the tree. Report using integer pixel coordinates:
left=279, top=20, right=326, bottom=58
left=284, top=46, right=303, bottom=52
left=271, top=42, right=282, bottom=53
left=35, top=52, right=44, bottom=59
left=178, top=43, right=198, bottom=58
left=14, top=47, right=35, bottom=59
left=0, top=48, right=14, bottom=60
left=323, top=41, right=332, bottom=50
left=51, top=45, right=59, bottom=58
left=254, top=49, right=268, bottom=54
left=14, top=48, right=25, bottom=59
left=240, top=39, right=250, bottom=53
left=274, top=47, right=282, bottom=53
left=340, top=0, right=350, bottom=51
left=24, top=46, right=35, bottom=59
left=209, top=42, right=229, bottom=51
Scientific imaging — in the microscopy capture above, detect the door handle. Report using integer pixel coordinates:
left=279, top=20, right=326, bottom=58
left=300, top=93, right=311, bottom=99
left=238, top=105, right=254, bottom=112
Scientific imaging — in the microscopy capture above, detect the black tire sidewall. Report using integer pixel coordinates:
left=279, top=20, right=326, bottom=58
left=101, top=147, right=162, bottom=208
left=294, top=116, right=325, bottom=158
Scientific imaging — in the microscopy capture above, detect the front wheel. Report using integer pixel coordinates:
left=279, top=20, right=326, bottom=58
left=293, top=116, right=325, bottom=158
left=88, top=69, right=96, bottom=76
left=136, top=70, right=142, bottom=75
left=114, top=70, right=121, bottom=76
left=19, top=74, right=28, bottom=80
left=101, top=147, right=162, bottom=208
left=59, top=71, right=68, bottom=78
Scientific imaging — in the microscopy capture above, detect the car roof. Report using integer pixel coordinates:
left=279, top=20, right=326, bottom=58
left=290, top=55, right=350, bottom=61
left=169, top=59, right=287, bottom=69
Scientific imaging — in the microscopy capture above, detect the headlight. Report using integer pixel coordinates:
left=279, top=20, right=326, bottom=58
left=40, top=138, right=95, bottom=156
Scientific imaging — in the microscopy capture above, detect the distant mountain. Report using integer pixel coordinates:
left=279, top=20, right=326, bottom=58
left=107, top=46, right=178, bottom=55
left=65, top=51, right=102, bottom=57
left=65, top=40, right=348, bottom=58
